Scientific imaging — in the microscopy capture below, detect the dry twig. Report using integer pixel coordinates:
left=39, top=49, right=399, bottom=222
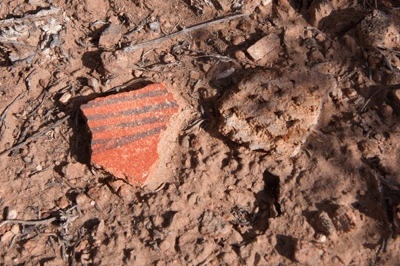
left=0, top=93, right=23, bottom=131
left=0, top=216, right=56, bottom=228
left=124, top=13, right=250, bottom=53
left=108, top=77, right=147, bottom=92
left=0, top=114, right=71, bottom=157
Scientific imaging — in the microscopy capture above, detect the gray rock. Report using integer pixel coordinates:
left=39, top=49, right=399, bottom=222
left=148, top=22, right=160, bottom=33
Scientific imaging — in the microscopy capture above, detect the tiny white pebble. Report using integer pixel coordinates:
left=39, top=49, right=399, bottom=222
left=7, top=209, right=17, bottom=220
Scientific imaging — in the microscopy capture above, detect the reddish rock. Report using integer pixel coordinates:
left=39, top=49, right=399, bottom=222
left=81, top=83, right=179, bottom=185
left=234, top=50, right=246, bottom=61
left=56, top=195, right=69, bottom=209
left=232, top=35, right=246, bottom=46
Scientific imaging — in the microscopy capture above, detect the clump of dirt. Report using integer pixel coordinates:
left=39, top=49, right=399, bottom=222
left=218, top=68, right=336, bottom=157
left=357, top=9, right=400, bottom=50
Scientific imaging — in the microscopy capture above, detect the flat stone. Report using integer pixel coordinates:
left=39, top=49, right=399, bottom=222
left=101, top=50, right=142, bottom=75
left=246, top=33, right=280, bottom=61
left=218, top=69, right=336, bottom=157
left=1, top=231, right=14, bottom=244
left=62, top=162, right=87, bottom=179
left=99, top=24, right=122, bottom=50
left=81, top=83, right=179, bottom=185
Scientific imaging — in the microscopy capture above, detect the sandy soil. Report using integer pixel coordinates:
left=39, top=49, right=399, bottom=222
left=1, top=0, right=400, bottom=265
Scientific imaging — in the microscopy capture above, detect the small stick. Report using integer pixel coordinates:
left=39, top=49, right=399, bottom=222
left=0, top=7, right=61, bottom=27
left=0, top=114, right=71, bottom=158
left=0, top=217, right=56, bottom=228
left=361, top=84, right=400, bottom=112
left=187, top=48, right=267, bottom=67
left=199, top=250, right=221, bottom=266
left=28, top=91, right=47, bottom=117
left=154, top=182, right=166, bottom=193
left=124, top=13, right=250, bottom=53
left=108, top=77, right=147, bottom=92
left=0, top=93, right=24, bottom=128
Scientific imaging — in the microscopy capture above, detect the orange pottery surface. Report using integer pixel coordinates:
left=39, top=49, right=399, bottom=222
left=81, top=83, right=179, bottom=184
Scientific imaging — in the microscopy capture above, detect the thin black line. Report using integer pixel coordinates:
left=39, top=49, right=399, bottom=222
left=92, top=126, right=166, bottom=155
left=81, top=89, right=169, bottom=109
left=86, top=101, right=178, bottom=122
left=91, top=114, right=171, bottom=133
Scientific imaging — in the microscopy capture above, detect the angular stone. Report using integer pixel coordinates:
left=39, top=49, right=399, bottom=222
left=81, top=83, right=179, bottom=185
left=218, top=69, right=336, bottom=157
left=246, top=33, right=280, bottom=61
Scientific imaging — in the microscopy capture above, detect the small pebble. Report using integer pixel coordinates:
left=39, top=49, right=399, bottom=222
left=394, top=89, right=400, bottom=102
left=329, top=88, right=343, bottom=100
left=380, top=104, right=393, bottom=118
left=190, top=71, right=200, bottom=80
left=148, top=22, right=160, bottom=33
left=202, top=64, right=211, bottom=72
left=162, top=53, right=175, bottom=64
left=88, top=78, right=99, bottom=91
left=56, top=196, right=69, bottom=209
left=59, top=92, right=72, bottom=104
left=11, top=224, right=20, bottom=234
left=247, top=33, right=280, bottom=61
left=80, top=86, right=94, bottom=96
left=7, top=209, right=17, bottom=220
left=234, top=50, right=246, bottom=60
left=344, top=88, right=357, bottom=98
left=315, top=233, right=327, bottom=243
left=232, top=36, right=246, bottom=46
left=133, top=69, right=143, bottom=77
